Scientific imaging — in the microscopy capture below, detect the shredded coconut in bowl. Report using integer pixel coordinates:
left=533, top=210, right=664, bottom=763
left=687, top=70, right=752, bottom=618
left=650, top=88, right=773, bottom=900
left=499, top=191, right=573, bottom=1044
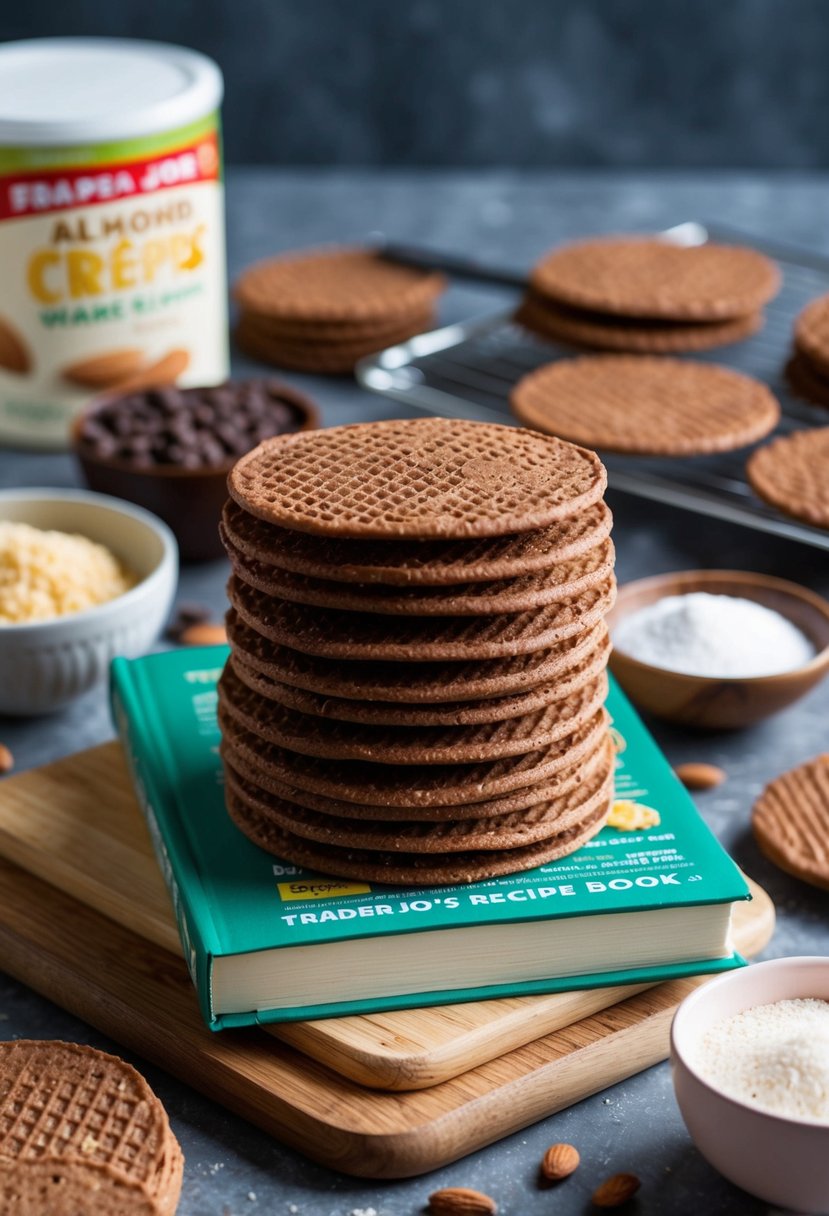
left=0, top=520, right=137, bottom=624
left=613, top=591, right=814, bottom=678
left=694, top=998, right=829, bottom=1122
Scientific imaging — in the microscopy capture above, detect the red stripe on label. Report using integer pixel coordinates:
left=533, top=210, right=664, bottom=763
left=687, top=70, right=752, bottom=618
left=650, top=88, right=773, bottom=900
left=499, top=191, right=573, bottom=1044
left=0, top=134, right=220, bottom=221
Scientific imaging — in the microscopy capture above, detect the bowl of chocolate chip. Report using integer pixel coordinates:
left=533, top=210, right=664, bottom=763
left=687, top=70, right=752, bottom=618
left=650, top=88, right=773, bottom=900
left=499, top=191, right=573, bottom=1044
left=72, top=380, right=318, bottom=561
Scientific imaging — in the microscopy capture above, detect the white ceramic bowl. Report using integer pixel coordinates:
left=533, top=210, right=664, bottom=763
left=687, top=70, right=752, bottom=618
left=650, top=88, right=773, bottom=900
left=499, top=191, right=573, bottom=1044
left=0, top=488, right=177, bottom=714
left=671, top=956, right=829, bottom=1212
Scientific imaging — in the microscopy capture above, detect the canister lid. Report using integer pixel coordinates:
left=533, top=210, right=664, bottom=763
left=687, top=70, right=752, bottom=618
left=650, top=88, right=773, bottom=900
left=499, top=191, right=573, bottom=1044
left=0, top=38, right=223, bottom=146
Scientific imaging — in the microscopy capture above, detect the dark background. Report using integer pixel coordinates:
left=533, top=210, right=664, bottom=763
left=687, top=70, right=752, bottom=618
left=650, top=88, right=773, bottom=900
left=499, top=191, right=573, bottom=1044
left=3, top=0, right=829, bottom=167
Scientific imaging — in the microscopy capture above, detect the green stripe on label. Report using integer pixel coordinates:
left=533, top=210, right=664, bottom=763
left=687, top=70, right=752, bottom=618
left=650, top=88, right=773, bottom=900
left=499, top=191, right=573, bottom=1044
left=0, top=114, right=220, bottom=173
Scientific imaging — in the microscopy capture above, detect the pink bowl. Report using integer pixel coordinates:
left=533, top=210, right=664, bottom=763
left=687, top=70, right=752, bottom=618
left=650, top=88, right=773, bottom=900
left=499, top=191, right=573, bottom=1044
left=671, top=956, right=829, bottom=1212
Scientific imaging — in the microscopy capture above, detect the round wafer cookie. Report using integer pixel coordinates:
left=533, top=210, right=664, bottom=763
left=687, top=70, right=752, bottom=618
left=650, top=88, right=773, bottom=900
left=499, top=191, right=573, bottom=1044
left=746, top=427, right=829, bottom=529
left=238, top=305, right=434, bottom=344
left=235, top=313, right=432, bottom=374
left=226, top=609, right=608, bottom=703
left=530, top=237, right=780, bottom=321
left=225, top=786, right=611, bottom=885
left=218, top=660, right=608, bottom=765
left=217, top=701, right=609, bottom=807
left=794, top=295, right=829, bottom=377
left=0, top=1159, right=162, bottom=1216
left=228, top=575, right=616, bottom=661
left=516, top=293, right=763, bottom=353
left=229, top=631, right=610, bottom=725
left=0, top=1040, right=183, bottom=1216
left=221, top=497, right=613, bottom=586
left=219, top=730, right=604, bottom=821
left=228, top=417, right=607, bottom=540
left=233, top=246, right=445, bottom=324
left=752, top=754, right=829, bottom=890
left=784, top=354, right=829, bottom=408
left=223, top=528, right=615, bottom=616
left=223, top=735, right=614, bottom=854
left=511, top=355, right=780, bottom=456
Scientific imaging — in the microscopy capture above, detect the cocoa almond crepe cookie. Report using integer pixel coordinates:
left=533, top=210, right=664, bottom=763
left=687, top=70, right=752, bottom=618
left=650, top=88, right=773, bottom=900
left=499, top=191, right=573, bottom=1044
left=221, top=497, right=614, bottom=586
left=223, top=735, right=614, bottom=854
left=225, top=610, right=609, bottom=703
left=228, top=631, right=611, bottom=726
left=218, top=703, right=610, bottom=808
left=516, top=293, right=762, bottom=354
left=794, top=294, right=829, bottom=377
left=747, top=427, right=829, bottom=529
left=228, top=417, right=606, bottom=539
left=218, top=660, right=608, bottom=765
left=752, top=754, right=829, bottom=890
left=784, top=354, right=829, bottom=408
left=511, top=355, right=780, bottom=456
left=225, top=785, right=611, bottom=886
left=529, top=237, right=780, bottom=321
left=0, top=1040, right=183, bottom=1216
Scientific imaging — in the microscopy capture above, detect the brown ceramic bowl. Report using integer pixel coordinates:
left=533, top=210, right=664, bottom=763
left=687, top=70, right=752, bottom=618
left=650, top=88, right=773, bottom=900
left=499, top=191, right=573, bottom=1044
left=71, top=381, right=318, bottom=562
left=608, top=569, right=829, bottom=729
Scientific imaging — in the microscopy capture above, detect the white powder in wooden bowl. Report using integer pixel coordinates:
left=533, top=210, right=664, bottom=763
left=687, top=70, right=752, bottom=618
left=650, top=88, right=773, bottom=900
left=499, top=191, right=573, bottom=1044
left=694, top=998, right=829, bottom=1121
left=0, top=521, right=136, bottom=623
left=614, top=592, right=814, bottom=677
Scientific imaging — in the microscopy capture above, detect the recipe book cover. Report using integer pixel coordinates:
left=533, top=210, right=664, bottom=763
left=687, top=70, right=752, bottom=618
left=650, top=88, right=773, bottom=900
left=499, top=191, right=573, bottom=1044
left=111, top=647, right=749, bottom=1030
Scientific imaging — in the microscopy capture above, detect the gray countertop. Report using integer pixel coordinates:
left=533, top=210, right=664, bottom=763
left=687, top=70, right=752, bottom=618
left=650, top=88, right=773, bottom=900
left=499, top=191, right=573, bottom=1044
left=2, top=170, right=828, bottom=1215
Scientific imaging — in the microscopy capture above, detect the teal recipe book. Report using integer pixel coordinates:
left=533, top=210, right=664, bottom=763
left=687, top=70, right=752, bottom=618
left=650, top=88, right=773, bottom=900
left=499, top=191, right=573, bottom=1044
left=111, top=647, right=749, bottom=1030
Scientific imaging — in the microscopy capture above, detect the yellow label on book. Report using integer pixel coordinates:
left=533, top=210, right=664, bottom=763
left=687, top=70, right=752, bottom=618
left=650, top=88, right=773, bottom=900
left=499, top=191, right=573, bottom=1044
left=277, top=879, right=372, bottom=901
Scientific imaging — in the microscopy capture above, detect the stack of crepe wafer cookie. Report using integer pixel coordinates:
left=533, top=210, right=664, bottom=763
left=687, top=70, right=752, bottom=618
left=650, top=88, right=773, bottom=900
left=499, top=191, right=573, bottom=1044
left=0, top=1040, right=183, bottom=1215
left=516, top=235, right=780, bottom=353
left=786, top=294, right=829, bottom=408
left=233, top=246, right=444, bottom=374
left=217, top=417, right=617, bottom=886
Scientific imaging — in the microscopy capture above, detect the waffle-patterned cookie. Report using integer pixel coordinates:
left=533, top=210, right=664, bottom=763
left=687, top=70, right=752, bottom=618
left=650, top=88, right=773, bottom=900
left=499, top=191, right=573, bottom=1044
left=235, top=313, right=432, bottom=375
left=0, top=1040, right=183, bottom=1216
left=223, top=734, right=613, bottom=854
left=511, top=355, right=780, bottom=456
left=229, top=630, right=610, bottom=726
left=233, top=246, right=445, bottom=324
left=219, top=731, right=604, bottom=822
left=516, top=293, right=762, bottom=353
left=223, top=528, right=614, bottom=616
left=746, top=427, right=829, bottom=529
left=529, top=237, right=780, bottom=321
left=226, top=611, right=609, bottom=703
left=218, top=660, right=608, bottom=764
left=225, top=786, right=611, bottom=885
left=785, top=353, right=829, bottom=408
left=218, top=702, right=609, bottom=807
left=221, top=498, right=613, bottom=586
left=228, top=575, right=615, bottom=661
left=752, top=754, right=829, bottom=890
left=794, top=294, right=829, bottom=377
left=228, top=418, right=607, bottom=539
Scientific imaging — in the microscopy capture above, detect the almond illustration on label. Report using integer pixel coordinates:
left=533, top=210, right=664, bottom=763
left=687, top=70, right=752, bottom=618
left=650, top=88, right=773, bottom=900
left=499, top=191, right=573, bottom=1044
left=113, top=347, right=190, bottom=394
left=62, top=348, right=146, bottom=389
left=0, top=316, right=32, bottom=375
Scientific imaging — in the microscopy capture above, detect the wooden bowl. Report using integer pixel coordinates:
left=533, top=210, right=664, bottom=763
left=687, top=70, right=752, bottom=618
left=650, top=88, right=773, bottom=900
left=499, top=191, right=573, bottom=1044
left=71, top=381, right=318, bottom=563
left=608, top=570, right=829, bottom=729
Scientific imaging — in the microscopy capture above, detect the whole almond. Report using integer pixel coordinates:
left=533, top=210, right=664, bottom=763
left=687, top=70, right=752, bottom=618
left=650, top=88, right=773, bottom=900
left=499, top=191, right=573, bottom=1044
left=0, top=743, right=13, bottom=775
left=540, top=1141, right=580, bottom=1182
left=180, top=622, right=227, bottom=647
left=62, top=347, right=146, bottom=389
left=675, top=762, right=726, bottom=791
left=0, top=315, right=31, bottom=374
left=428, top=1186, right=497, bottom=1215
left=592, top=1172, right=641, bottom=1207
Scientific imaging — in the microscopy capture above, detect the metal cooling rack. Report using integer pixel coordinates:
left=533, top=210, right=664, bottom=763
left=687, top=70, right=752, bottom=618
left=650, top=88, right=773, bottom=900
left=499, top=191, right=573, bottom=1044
left=358, top=222, right=829, bottom=552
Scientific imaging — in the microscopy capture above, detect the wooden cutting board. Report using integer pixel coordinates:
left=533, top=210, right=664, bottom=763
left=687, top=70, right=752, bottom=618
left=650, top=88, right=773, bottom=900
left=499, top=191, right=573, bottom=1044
left=0, top=744, right=775, bottom=1174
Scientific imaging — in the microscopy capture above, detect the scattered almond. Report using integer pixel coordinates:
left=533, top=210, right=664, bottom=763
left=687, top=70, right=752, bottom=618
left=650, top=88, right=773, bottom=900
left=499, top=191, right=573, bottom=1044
left=180, top=622, right=227, bottom=647
left=540, top=1141, right=580, bottom=1182
left=61, top=347, right=146, bottom=389
left=0, top=744, right=13, bottom=775
left=592, top=1172, right=641, bottom=1208
left=166, top=602, right=213, bottom=643
left=0, top=315, right=31, bottom=375
left=427, top=1186, right=497, bottom=1215
left=675, top=762, right=726, bottom=791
